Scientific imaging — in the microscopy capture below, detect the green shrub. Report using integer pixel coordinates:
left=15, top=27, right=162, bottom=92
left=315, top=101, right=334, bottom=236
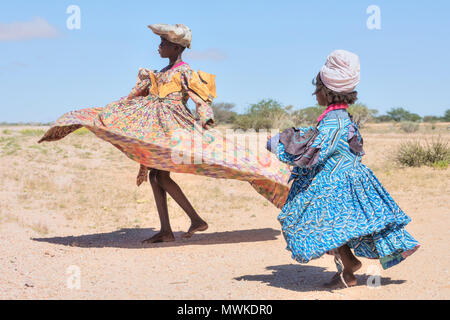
left=291, top=105, right=325, bottom=125
left=424, top=137, right=450, bottom=164
left=375, top=115, right=394, bottom=123
left=233, top=99, right=294, bottom=131
left=395, top=141, right=427, bottom=167
left=444, top=109, right=450, bottom=122
left=387, top=107, right=422, bottom=122
left=394, top=136, right=450, bottom=167
left=399, top=122, right=420, bottom=133
left=347, top=103, right=378, bottom=127
left=433, top=160, right=448, bottom=170
left=290, top=103, right=377, bottom=127
left=211, top=103, right=237, bottom=124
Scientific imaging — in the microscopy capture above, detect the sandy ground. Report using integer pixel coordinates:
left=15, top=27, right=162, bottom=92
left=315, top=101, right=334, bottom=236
left=0, top=124, right=449, bottom=300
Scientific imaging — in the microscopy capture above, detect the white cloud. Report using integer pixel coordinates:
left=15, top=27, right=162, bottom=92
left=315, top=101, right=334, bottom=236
left=0, top=17, right=60, bottom=41
left=185, top=48, right=228, bottom=61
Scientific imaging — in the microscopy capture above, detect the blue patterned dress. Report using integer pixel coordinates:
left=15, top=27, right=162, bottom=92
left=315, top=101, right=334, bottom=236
left=273, top=110, right=419, bottom=269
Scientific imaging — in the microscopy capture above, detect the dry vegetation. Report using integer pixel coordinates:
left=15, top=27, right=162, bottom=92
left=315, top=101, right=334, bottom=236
left=0, top=123, right=449, bottom=299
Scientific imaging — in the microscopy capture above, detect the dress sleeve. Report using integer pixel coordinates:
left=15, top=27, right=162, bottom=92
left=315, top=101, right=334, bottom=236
left=276, top=142, right=298, bottom=166
left=127, top=68, right=152, bottom=99
left=181, top=69, right=215, bottom=127
left=274, top=126, right=314, bottom=166
left=347, top=122, right=365, bottom=156
left=275, top=124, right=347, bottom=169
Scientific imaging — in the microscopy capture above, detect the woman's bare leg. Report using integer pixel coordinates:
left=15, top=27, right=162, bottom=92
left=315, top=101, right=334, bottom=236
left=155, top=170, right=208, bottom=238
left=324, top=245, right=362, bottom=288
left=338, top=245, right=361, bottom=286
left=142, top=169, right=175, bottom=243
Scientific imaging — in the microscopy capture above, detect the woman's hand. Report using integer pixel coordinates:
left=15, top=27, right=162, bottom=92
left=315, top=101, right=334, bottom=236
left=202, top=119, right=214, bottom=130
left=136, top=164, right=149, bottom=187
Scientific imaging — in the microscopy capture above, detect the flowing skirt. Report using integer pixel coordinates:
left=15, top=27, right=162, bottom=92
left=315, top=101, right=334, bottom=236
left=278, top=163, right=420, bottom=269
left=39, top=96, right=292, bottom=208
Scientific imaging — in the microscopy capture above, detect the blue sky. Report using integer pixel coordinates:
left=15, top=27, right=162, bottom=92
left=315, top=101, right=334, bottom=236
left=1, top=0, right=449, bottom=122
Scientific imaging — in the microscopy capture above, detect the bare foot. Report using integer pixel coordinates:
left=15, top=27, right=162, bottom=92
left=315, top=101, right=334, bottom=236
left=142, top=231, right=175, bottom=244
left=323, top=271, right=357, bottom=289
left=182, top=220, right=208, bottom=238
left=351, top=258, right=362, bottom=273
left=328, top=258, right=362, bottom=284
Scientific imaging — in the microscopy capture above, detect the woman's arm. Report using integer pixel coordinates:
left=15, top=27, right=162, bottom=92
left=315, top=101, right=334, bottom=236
left=181, top=71, right=215, bottom=129
left=136, top=164, right=149, bottom=187
left=128, top=68, right=152, bottom=100
left=272, top=124, right=344, bottom=169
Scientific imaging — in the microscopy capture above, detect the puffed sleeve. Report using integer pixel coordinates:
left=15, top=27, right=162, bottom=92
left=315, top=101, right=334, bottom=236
left=347, top=122, right=365, bottom=156
left=277, top=142, right=298, bottom=166
left=273, top=126, right=315, bottom=166
left=127, top=68, right=152, bottom=99
left=274, top=123, right=349, bottom=169
left=181, top=69, right=215, bottom=127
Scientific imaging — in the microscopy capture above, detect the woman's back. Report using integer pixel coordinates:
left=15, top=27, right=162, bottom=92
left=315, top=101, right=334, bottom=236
left=317, top=110, right=363, bottom=176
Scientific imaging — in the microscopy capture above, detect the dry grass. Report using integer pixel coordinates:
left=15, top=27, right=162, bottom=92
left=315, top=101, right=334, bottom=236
left=0, top=124, right=449, bottom=299
left=0, top=124, right=448, bottom=232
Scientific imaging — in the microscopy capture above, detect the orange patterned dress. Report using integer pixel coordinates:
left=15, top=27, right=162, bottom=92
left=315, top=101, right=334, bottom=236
left=39, top=63, right=291, bottom=208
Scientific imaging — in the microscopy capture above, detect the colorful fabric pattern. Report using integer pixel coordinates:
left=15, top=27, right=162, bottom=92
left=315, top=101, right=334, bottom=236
left=38, top=63, right=292, bottom=208
left=274, top=110, right=419, bottom=269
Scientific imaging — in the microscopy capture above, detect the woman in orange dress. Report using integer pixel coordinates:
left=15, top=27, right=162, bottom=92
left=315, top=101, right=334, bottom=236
left=39, top=23, right=291, bottom=243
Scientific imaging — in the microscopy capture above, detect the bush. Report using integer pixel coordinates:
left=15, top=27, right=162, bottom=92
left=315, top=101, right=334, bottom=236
left=347, top=103, right=378, bottom=127
left=423, top=116, right=441, bottom=123
left=394, top=136, right=450, bottom=167
left=289, top=103, right=377, bottom=127
left=424, top=137, right=450, bottom=164
left=291, top=105, right=325, bottom=125
left=233, top=99, right=294, bottom=131
left=444, top=109, right=450, bottom=122
left=399, top=121, right=420, bottom=133
left=395, top=141, right=427, bottom=167
left=375, top=115, right=394, bottom=123
left=211, top=102, right=237, bottom=124
left=433, top=160, right=449, bottom=170
left=387, top=107, right=422, bottom=122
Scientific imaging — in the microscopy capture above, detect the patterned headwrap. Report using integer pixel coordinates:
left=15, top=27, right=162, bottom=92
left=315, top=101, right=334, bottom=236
left=320, top=50, right=360, bottom=93
left=148, top=23, right=192, bottom=49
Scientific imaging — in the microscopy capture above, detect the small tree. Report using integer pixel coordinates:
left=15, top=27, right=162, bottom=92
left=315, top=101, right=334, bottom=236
left=211, top=102, right=237, bottom=124
left=347, top=103, right=378, bottom=127
left=292, top=105, right=325, bottom=125
left=443, top=109, right=450, bottom=122
left=387, top=107, right=422, bottom=122
left=374, top=115, right=394, bottom=123
left=233, top=99, right=294, bottom=131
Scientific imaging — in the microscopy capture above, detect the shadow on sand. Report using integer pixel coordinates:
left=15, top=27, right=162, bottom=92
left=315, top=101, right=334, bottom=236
left=32, top=227, right=281, bottom=249
left=235, top=264, right=406, bottom=292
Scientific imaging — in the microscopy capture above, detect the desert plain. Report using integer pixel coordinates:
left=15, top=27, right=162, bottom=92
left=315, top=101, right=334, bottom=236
left=0, top=123, right=449, bottom=299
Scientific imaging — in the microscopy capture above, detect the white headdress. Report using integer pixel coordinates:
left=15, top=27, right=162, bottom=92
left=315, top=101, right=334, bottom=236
left=148, top=23, right=192, bottom=49
left=320, top=50, right=360, bottom=93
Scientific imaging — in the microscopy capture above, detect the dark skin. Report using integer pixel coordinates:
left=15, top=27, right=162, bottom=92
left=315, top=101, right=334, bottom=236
left=141, top=37, right=209, bottom=244
left=314, top=82, right=362, bottom=288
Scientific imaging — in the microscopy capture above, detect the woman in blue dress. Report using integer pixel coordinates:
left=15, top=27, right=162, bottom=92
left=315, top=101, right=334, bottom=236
left=268, top=50, right=420, bottom=289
